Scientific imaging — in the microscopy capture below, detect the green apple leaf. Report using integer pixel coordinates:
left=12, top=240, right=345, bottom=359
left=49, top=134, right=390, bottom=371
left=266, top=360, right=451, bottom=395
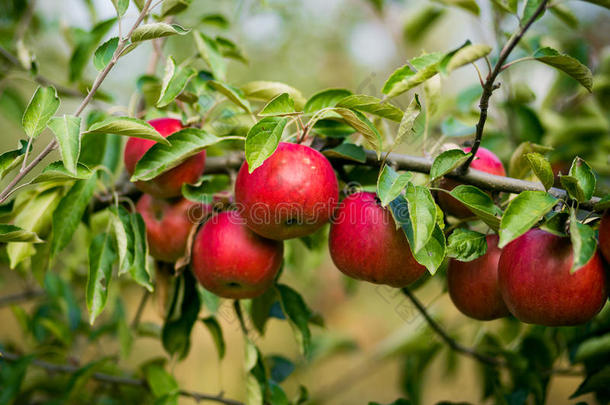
left=131, top=23, right=189, bottom=42
left=86, top=232, right=117, bottom=324
left=110, top=205, right=134, bottom=275
left=322, top=142, right=366, bottom=163
left=526, top=152, right=554, bottom=191
left=435, top=0, right=480, bottom=14
left=201, top=316, right=225, bottom=360
left=569, top=157, right=596, bottom=202
left=569, top=211, right=597, bottom=273
left=22, top=86, right=60, bottom=138
left=69, top=18, right=116, bottom=82
left=446, top=228, right=487, bottom=262
left=508, top=141, right=553, bottom=179
left=522, top=0, right=546, bottom=23
left=143, top=363, right=179, bottom=399
left=208, top=80, right=251, bottom=113
left=84, top=116, right=169, bottom=145
left=533, top=47, right=593, bottom=92
left=182, top=174, right=230, bottom=204
left=32, top=161, right=93, bottom=183
left=258, top=93, right=297, bottom=117
left=93, top=37, right=118, bottom=70
left=216, top=36, right=248, bottom=63
left=577, top=0, right=610, bottom=9
left=51, top=175, right=98, bottom=258
left=111, top=0, right=129, bottom=16
left=376, top=165, right=413, bottom=207
left=382, top=52, right=443, bottom=98
left=161, top=0, right=192, bottom=17
left=334, top=108, right=382, bottom=156
left=395, top=94, right=421, bottom=144
left=201, top=13, right=230, bottom=29
left=245, top=117, right=288, bottom=173
left=336, top=95, right=403, bottom=122
left=404, top=182, right=437, bottom=253
left=156, top=56, right=196, bottom=108
left=128, top=212, right=153, bottom=290
left=499, top=191, right=557, bottom=248
left=277, top=284, right=313, bottom=356
left=429, top=149, right=472, bottom=181
left=0, top=224, right=43, bottom=243
left=560, top=175, right=586, bottom=203
left=449, top=185, right=503, bottom=231
left=241, top=81, right=306, bottom=110
left=0, top=140, right=29, bottom=180
left=304, top=88, right=352, bottom=113
left=193, top=31, right=226, bottom=81
left=443, top=44, right=492, bottom=73
left=48, top=115, right=81, bottom=175
left=131, top=128, right=221, bottom=181
left=162, top=272, right=200, bottom=360
left=594, top=194, right=610, bottom=211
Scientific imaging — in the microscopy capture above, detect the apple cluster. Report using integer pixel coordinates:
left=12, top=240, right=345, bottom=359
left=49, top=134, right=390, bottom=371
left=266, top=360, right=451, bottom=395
left=125, top=120, right=609, bottom=326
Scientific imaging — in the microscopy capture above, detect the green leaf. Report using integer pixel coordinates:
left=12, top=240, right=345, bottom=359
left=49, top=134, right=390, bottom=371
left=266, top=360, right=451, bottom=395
left=131, top=128, right=220, bottom=181
left=7, top=189, right=62, bottom=269
left=156, top=56, right=197, bottom=107
left=449, top=185, right=503, bottom=231
left=208, top=80, right=251, bottom=113
left=87, top=232, right=117, bottom=324
left=498, top=191, right=557, bottom=248
left=48, top=115, right=81, bottom=175
left=267, top=355, right=295, bottom=383
left=201, top=316, right=225, bottom=359
left=574, top=335, right=610, bottom=363
left=322, top=142, right=366, bottom=163
left=334, top=108, right=382, bottom=155
left=303, top=89, right=352, bottom=113
left=193, top=31, right=226, bottom=81
left=569, top=211, right=597, bottom=273
left=433, top=0, right=480, bottom=14
left=110, top=206, right=134, bottom=275
left=526, top=152, right=554, bottom=191
left=160, top=0, right=192, bottom=17
left=376, top=166, right=413, bottom=207
left=0, top=355, right=32, bottom=404
left=258, top=93, right=296, bottom=116
left=336, top=95, right=403, bottom=122
left=440, top=116, right=475, bottom=137
left=522, top=0, right=545, bottom=23
left=201, top=13, right=230, bottom=29
left=560, top=175, right=585, bottom=202
left=51, top=175, right=98, bottom=257
left=277, top=284, right=313, bottom=356
left=162, top=272, right=200, bottom=359
left=568, top=157, right=596, bottom=202
left=571, top=366, right=610, bottom=399
left=144, top=363, right=179, bottom=399
left=84, top=117, right=169, bottom=145
left=382, top=53, right=443, bottom=98
left=404, top=183, right=437, bottom=253
left=508, top=141, right=553, bottom=179
left=403, top=6, right=445, bottom=42
left=112, top=0, right=129, bottom=16
left=594, top=194, right=610, bottom=211
left=182, top=174, right=230, bottom=204
left=0, top=224, right=43, bottom=243
left=216, top=36, right=248, bottom=63
left=22, top=86, right=60, bottom=138
left=93, top=37, right=118, bottom=70
left=241, top=81, right=306, bottom=110
left=443, top=44, right=492, bottom=73
left=131, top=23, right=189, bottom=42
left=128, top=213, right=153, bottom=290
left=69, top=18, right=117, bottom=82
left=549, top=4, right=579, bottom=28
left=578, top=0, right=610, bottom=9
left=0, top=140, right=29, bottom=180
left=32, top=161, right=93, bottom=183
left=395, top=94, right=422, bottom=144
left=423, top=75, right=441, bottom=116
left=429, top=149, right=472, bottom=181
left=533, top=47, right=593, bottom=92
left=446, top=228, right=487, bottom=262
left=245, top=117, right=288, bottom=173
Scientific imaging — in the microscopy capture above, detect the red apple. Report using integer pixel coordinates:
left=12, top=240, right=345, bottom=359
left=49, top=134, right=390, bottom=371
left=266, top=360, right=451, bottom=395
left=328, top=192, right=426, bottom=287
left=599, top=212, right=610, bottom=264
left=437, top=147, right=506, bottom=218
left=235, top=142, right=338, bottom=240
left=124, top=118, right=206, bottom=198
left=447, top=234, right=509, bottom=321
left=136, top=194, right=210, bottom=262
left=498, top=228, right=607, bottom=326
left=191, top=211, right=283, bottom=299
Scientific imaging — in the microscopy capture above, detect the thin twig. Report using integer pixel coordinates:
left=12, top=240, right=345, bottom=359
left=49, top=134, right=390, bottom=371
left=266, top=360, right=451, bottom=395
left=0, top=0, right=155, bottom=204
left=401, top=287, right=502, bottom=366
left=0, top=351, right=244, bottom=405
left=0, top=289, right=45, bottom=307
left=130, top=290, right=150, bottom=329
left=459, top=0, right=549, bottom=173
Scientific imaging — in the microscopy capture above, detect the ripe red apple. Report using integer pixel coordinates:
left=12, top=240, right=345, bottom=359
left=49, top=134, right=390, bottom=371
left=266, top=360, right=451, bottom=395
left=191, top=210, right=283, bottom=299
left=235, top=142, right=338, bottom=240
left=124, top=118, right=206, bottom=198
left=136, top=194, right=210, bottom=262
left=447, top=234, right=510, bottom=321
left=498, top=228, right=607, bottom=326
left=328, top=192, right=426, bottom=287
left=599, top=212, right=610, bottom=264
left=437, top=147, right=506, bottom=218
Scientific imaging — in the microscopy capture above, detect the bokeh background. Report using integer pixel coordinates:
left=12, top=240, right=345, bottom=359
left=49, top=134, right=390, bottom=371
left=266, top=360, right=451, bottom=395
left=1, top=0, right=609, bottom=403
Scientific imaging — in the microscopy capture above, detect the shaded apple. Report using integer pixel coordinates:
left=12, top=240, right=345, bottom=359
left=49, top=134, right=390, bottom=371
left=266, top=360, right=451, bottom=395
left=498, top=228, right=607, bottom=326
left=137, top=194, right=210, bottom=262
left=599, top=212, right=610, bottom=264
left=235, top=142, right=338, bottom=240
left=447, top=234, right=510, bottom=321
left=328, top=192, right=426, bottom=287
left=437, top=147, right=506, bottom=218
left=191, top=210, right=283, bottom=299
left=124, top=118, right=206, bottom=198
